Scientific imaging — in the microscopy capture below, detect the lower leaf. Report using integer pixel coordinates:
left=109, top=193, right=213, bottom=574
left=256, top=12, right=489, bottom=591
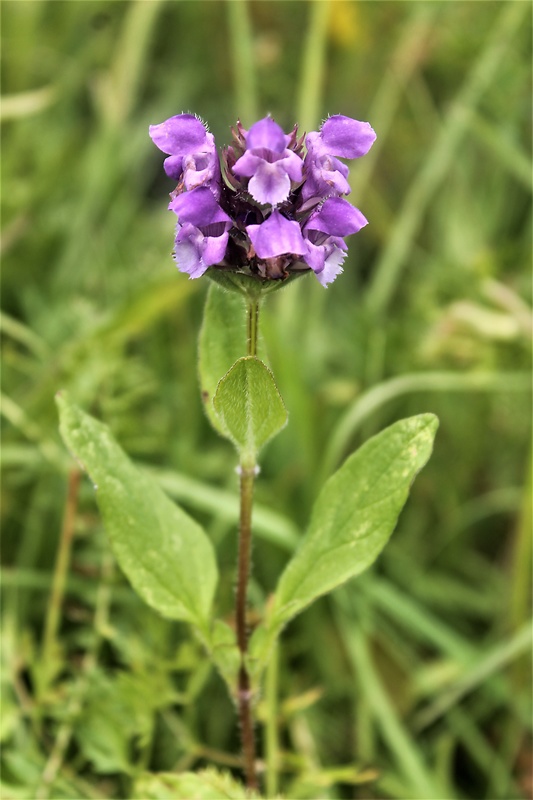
left=250, top=414, right=439, bottom=675
left=56, top=393, right=218, bottom=635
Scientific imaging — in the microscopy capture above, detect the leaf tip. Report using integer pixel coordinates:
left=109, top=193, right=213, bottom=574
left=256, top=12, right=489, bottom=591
left=419, top=412, right=440, bottom=439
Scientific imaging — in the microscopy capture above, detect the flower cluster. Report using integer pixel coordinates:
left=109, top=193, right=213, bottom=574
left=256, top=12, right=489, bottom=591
left=149, top=113, right=376, bottom=286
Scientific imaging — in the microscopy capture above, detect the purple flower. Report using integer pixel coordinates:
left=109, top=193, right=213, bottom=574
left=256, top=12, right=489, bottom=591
left=169, top=188, right=231, bottom=279
left=301, top=115, right=376, bottom=202
left=232, top=117, right=303, bottom=206
left=149, top=111, right=375, bottom=286
left=149, top=113, right=221, bottom=196
left=302, top=197, right=368, bottom=286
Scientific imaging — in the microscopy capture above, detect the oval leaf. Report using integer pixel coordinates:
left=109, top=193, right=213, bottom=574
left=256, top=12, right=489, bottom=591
left=270, top=414, right=438, bottom=632
left=56, top=393, right=217, bottom=633
left=213, top=356, right=287, bottom=466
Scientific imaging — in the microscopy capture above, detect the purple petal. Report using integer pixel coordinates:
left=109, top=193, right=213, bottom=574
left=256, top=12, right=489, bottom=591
left=174, top=244, right=206, bottom=277
left=173, top=222, right=229, bottom=278
left=163, top=155, right=184, bottom=180
left=201, top=231, right=230, bottom=266
left=246, top=117, right=286, bottom=153
left=305, top=198, right=368, bottom=237
left=248, top=163, right=291, bottom=205
left=174, top=225, right=207, bottom=278
left=317, top=158, right=351, bottom=195
left=280, top=149, right=304, bottom=182
left=247, top=211, right=306, bottom=259
left=183, top=162, right=215, bottom=191
left=233, top=148, right=302, bottom=178
left=233, top=149, right=302, bottom=204
left=301, top=152, right=351, bottom=200
left=149, top=113, right=209, bottom=156
left=303, top=239, right=326, bottom=273
left=318, top=115, right=376, bottom=159
left=299, top=175, right=323, bottom=205
left=232, top=151, right=264, bottom=179
left=305, top=131, right=321, bottom=152
left=182, top=148, right=220, bottom=192
left=314, top=247, right=347, bottom=286
left=303, top=233, right=348, bottom=273
left=169, top=188, right=231, bottom=227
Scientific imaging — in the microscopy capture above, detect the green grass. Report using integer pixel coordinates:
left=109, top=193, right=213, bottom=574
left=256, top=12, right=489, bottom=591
left=1, top=1, right=531, bottom=798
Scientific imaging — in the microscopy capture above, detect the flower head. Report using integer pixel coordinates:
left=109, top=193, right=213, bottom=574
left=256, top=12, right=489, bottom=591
left=149, top=112, right=375, bottom=286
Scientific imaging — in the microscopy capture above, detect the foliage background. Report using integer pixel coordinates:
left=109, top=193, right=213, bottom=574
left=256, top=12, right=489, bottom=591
left=1, top=1, right=531, bottom=799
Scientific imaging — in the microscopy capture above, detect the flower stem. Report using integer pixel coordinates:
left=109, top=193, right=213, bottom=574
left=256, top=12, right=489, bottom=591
left=235, top=296, right=261, bottom=790
left=246, top=297, right=259, bottom=358
left=236, top=464, right=255, bottom=657
left=236, top=464, right=258, bottom=791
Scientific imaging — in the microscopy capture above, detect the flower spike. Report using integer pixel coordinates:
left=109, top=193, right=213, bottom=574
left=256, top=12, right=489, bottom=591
left=149, top=112, right=375, bottom=286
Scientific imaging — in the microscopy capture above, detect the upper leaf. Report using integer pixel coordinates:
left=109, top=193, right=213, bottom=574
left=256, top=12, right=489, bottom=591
left=56, top=394, right=218, bottom=634
left=213, top=356, right=287, bottom=466
left=269, top=414, right=438, bottom=633
left=198, top=284, right=247, bottom=433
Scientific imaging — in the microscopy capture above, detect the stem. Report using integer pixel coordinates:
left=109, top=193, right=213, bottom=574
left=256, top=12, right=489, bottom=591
left=235, top=295, right=261, bottom=790
left=246, top=297, right=259, bottom=358
left=236, top=465, right=255, bottom=656
left=236, top=463, right=258, bottom=790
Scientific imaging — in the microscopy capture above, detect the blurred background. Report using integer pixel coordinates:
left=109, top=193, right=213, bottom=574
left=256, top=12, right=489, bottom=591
left=1, top=2, right=531, bottom=799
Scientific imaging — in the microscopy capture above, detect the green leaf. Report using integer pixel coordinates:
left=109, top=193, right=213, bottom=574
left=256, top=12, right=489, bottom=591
left=270, top=414, right=439, bottom=633
left=74, top=673, right=133, bottom=775
left=198, top=284, right=247, bottom=433
left=56, top=393, right=217, bottom=634
left=133, top=769, right=260, bottom=799
left=213, top=356, right=287, bottom=466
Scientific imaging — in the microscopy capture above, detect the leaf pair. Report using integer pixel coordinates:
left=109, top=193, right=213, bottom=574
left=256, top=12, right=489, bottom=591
left=199, top=285, right=287, bottom=465
left=57, top=391, right=438, bottom=683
